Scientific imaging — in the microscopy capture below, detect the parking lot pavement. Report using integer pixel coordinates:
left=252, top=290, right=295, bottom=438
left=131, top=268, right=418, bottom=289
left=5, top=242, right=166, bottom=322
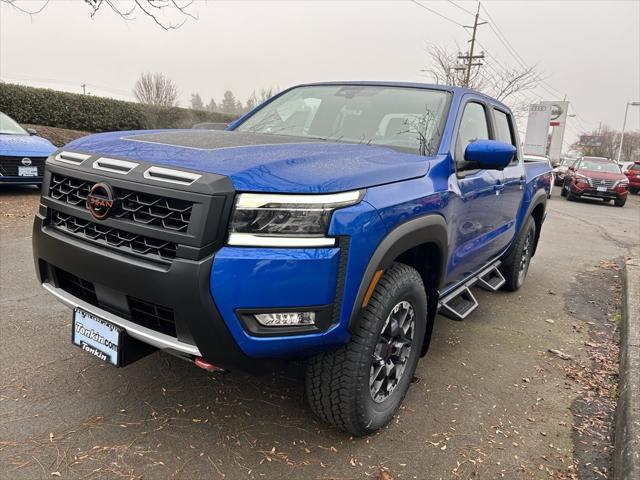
left=1, top=186, right=639, bottom=480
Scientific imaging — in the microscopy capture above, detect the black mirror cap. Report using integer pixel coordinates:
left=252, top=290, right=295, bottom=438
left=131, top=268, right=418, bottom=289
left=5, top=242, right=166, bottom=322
left=464, top=139, right=515, bottom=170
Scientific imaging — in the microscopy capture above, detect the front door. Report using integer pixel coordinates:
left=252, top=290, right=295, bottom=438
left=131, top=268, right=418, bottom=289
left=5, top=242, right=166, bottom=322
left=445, top=100, right=505, bottom=289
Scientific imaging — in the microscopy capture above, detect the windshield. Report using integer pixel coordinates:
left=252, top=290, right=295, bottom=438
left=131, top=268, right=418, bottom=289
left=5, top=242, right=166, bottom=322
left=235, top=85, right=451, bottom=155
left=0, top=112, right=27, bottom=135
left=578, top=159, right=621, bottom=173
left=560, top=158, right=576, bottom=166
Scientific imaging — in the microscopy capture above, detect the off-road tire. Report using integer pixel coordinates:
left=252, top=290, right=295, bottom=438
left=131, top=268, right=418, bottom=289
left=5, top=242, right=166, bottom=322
left=305, top=263, right=427, bottom=436
left=500, top=216, right=536, bottom=292
left=614, top=197, right=627, bottom=207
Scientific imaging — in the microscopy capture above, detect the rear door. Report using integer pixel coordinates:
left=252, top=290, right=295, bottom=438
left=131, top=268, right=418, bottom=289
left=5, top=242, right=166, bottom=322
left=446, top=99, right=505, bottom=288
left=493, top=107, right=525, bottom=253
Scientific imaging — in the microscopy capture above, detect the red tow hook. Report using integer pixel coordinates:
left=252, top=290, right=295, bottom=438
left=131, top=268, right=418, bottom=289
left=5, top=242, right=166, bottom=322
left=194, top=356, right=224, bottom=372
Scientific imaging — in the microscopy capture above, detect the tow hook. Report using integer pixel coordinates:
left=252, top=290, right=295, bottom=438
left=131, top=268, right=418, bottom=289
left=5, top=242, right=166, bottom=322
left=194, top=356, right=225, bottom=373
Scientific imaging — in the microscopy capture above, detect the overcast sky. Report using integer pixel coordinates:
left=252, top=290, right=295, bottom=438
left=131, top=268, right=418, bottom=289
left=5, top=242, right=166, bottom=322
left=1, top=0, right=639, bottom=145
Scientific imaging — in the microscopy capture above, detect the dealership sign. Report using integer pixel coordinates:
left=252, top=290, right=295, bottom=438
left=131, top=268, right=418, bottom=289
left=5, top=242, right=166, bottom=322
left=523, top=103, right=552, bottom=156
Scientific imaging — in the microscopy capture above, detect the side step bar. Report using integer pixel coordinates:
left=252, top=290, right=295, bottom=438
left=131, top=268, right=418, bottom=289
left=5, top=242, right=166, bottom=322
left=438, top=261, right=502, bottom=321
left=477, top=264, right=506, bottom=291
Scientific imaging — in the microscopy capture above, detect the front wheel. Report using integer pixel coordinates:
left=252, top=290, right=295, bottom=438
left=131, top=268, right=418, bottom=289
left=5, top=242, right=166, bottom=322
left=560, top=183, right=568, bottom=197
left=305, top=263, right=427, bottom=436
left=500, top=216, right=536, bottom=292
left=614, top=197, right=627, bottom=207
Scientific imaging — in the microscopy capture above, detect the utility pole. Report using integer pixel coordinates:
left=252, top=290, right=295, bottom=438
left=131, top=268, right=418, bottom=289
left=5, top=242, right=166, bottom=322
left=81, top=83, right=86, bottom=95
left=456, top=3, right=487, bottom=87
left=617, top=101, right=640, bottom=163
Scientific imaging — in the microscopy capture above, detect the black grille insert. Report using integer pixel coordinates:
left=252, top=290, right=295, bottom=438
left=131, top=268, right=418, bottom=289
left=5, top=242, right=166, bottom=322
left=50, top=210, right=177, bottom=261
left=49, top=174, right=193, bottom=232
left=55, top=268, right=177, bottom=337
left=0, top=155, right=46, bottom=177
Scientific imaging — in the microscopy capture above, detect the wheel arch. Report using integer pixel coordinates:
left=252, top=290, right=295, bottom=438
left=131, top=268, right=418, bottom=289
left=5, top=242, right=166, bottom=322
left=348, top=214, right=448, bottom=344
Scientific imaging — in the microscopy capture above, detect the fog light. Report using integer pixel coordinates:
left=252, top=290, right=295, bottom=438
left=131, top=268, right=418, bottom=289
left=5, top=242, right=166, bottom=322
left=254, top=312, right=316, bottom=326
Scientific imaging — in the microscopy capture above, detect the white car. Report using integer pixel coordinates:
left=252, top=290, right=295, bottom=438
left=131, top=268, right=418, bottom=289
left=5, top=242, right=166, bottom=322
left=552, top=157, right=578, bottom=187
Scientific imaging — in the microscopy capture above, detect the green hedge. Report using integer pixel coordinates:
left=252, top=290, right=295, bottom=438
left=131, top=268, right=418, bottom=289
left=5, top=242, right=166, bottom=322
left=0, top=82, right=235, bottom=132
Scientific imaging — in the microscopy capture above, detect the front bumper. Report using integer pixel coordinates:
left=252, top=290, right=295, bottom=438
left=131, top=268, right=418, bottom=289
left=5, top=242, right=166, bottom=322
left=0, top=175, right=43, bottom=185
left=572, top=185, right=628, bottom=200
left=33, top=213, right=266, bottom=373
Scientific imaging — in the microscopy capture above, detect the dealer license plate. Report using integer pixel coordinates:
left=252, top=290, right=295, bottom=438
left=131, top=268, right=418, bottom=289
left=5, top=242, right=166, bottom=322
left=18, top=166, right=38, bottom=177
left=72, top=308, right=122, bottom=366
left=597, top=186, right=607, bottom=192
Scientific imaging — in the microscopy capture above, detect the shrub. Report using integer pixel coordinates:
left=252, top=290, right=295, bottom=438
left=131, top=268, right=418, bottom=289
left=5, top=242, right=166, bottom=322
left=0, top=82, right=235, bottom=132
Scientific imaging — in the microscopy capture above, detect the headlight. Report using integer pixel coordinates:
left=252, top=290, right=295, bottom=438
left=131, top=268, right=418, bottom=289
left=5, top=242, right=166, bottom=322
left=228, top=190, right=363, bottom=247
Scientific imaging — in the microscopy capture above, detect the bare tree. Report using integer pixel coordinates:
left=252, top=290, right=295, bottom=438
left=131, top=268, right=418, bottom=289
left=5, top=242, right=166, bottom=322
left=572, top=125, right=640, bottom=162
left=423, top=44, right=540, bottom=104
left=133, top=73, right=178, bottom=107
left=1, top=0, right=197, bottom=30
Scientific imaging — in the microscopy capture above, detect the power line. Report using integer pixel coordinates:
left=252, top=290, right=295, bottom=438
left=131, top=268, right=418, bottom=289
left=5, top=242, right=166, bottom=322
left=409, top=0, right=466, bottom=27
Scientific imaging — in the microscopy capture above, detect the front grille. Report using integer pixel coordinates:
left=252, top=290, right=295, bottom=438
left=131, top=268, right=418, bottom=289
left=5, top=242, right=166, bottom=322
left=49, top=174, right=193, bottom=232
left=587, top=177, right=617, bottom=189
left=55, top=268, right=177, bottom=337
left=50, top=210, right=177, bottom=261
left=0, top=155, right=46, bottom=176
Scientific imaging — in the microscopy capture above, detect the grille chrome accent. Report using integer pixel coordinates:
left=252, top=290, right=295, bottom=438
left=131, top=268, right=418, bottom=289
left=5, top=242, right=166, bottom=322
left=50, top=210, right=177, bottom=262
left=49, top=174, right=193, bottom=232
left=56, top=151, right=90, bottom=165
left=143, top=166, right=202, bottom=185
left=587, top=177, right=617, bottom=189
left=93, top=157, right=139, bottom=174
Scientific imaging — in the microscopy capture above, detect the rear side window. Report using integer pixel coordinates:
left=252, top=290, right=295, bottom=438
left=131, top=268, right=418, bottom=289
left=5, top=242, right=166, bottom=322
left=456, top=102, right=489, bottom=170
left=493, top=109, right=518, bottom=164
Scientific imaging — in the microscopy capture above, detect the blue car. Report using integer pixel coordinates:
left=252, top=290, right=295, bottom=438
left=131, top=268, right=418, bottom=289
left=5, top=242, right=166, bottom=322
left=32, top=82, right=551, bottom=435
left=0, top=112, right=56, bottom=185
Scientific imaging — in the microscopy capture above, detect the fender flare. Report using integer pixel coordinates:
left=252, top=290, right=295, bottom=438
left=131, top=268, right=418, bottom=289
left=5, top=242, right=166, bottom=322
left=521, top=189, right=547, bottom=257
left=348, top=213, right=448, bottom=333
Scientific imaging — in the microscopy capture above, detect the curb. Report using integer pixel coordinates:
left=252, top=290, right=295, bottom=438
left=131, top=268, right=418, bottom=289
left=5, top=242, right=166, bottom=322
left=614, top=256, right=640, bottom=480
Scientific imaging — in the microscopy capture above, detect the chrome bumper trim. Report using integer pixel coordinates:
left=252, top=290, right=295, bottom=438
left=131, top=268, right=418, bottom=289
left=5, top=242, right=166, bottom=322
left=43, top=282, right=201, bottom=356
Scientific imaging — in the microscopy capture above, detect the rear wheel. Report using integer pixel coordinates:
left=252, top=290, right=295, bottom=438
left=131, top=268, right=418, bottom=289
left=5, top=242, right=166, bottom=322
left=305, top=263, right=427, bottom=436
left=501, top=216, right=536, bottom=292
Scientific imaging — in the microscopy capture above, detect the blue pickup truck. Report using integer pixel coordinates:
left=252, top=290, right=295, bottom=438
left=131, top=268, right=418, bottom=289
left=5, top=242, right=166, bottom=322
left=33, top=82, right=551, bottom=435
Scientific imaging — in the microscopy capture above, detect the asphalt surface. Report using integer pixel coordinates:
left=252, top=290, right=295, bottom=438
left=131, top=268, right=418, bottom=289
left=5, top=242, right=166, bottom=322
left=1, top=186, right=639, bottom=480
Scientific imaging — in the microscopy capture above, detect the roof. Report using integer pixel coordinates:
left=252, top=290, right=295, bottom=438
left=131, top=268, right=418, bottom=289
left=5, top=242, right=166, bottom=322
left=287, top=80, right=508, bottom=108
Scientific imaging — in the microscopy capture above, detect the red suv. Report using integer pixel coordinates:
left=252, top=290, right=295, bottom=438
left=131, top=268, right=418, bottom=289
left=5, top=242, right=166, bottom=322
left=625, top=161, right=640, bottom=194
left=561, top=156, right=629, bottom=207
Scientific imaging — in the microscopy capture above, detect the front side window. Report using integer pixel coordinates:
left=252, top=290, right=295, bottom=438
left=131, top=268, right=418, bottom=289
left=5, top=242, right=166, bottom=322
left=0, top=112, right=27, bottom=136
left=235, top=85, right=451, bottom=155
left=455, top=102, right=489, bottom=170
left=493, top=109, right=518, bottom=165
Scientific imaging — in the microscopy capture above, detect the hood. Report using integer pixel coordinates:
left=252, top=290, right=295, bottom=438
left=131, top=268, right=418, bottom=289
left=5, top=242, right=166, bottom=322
left=578, top=168, right=626, bottom=180
left=0, top=134, right=56, bottom=157
left=64, top=129, right=432, bottom=193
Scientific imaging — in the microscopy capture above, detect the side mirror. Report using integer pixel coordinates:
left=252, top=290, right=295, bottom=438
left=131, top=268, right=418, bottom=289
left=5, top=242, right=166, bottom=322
left=567, top=166, right=575, bottom=172
left=464, top=139, right=515, bottom=170
left=26, top=128, right=38, bottom=136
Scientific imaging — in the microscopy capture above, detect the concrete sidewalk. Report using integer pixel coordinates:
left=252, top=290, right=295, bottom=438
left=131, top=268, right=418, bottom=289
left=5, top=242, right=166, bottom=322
left=615, top=253, right=640, bottom=480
